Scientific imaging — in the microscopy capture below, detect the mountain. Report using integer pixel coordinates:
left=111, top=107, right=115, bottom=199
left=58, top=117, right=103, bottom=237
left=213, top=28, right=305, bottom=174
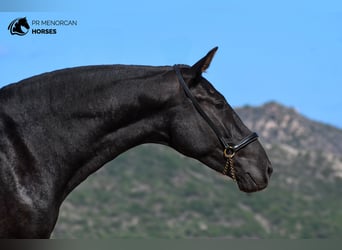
left=52, top=102, right=342, bottom=239
left=236, top=102, right=342, bottom=156
left=237, top=102, right=342, bottom=182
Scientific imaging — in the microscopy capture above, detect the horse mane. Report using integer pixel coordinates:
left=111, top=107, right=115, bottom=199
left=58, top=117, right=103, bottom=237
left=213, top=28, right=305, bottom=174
left=1, top=64, right=173, bottom=93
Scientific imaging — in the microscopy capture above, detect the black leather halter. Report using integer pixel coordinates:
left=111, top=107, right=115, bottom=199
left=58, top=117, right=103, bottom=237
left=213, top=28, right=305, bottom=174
left=174, top=65, right=259, bottom=180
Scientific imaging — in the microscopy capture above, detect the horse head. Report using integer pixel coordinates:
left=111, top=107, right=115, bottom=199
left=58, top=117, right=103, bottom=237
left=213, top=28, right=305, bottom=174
left=169, top=47, right=272, bottom=193
left=19, top=17, right=30, bottom=30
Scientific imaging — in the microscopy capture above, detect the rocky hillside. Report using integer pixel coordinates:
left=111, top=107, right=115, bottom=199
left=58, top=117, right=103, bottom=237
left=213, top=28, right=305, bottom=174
left=237, top=102, right=342, bottom=180
left=237, top=102, right=342, bottom=156
left=52, top=102, right=342, bottom=238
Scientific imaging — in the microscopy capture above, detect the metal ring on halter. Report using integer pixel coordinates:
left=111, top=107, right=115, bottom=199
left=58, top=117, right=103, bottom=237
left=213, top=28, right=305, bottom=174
left=223, top=146, right=235, bottom=159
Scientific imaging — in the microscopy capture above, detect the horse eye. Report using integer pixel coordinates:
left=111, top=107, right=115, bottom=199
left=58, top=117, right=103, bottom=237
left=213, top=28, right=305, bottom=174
left=209, top=89, right=216, bottom=95
left=214, top=101, right=225, bottom=109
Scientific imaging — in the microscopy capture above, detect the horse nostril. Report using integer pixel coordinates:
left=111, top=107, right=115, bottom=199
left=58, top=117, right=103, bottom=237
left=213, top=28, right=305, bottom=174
left=267, top=165, right=273, bottom=176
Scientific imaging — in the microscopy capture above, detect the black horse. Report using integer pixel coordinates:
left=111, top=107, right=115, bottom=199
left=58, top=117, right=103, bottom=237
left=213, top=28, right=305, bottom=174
left=0, top=48, right=272, bottom=238
left=8, top=17, right=30, bottom=36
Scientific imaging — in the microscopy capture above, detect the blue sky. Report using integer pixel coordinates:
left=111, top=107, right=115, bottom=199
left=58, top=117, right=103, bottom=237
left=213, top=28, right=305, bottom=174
left=1, top=0, right=341, bottom=128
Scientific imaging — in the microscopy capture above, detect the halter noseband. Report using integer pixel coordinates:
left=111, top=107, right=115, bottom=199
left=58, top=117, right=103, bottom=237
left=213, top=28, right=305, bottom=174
left=173, top=65, right=259, bottom=181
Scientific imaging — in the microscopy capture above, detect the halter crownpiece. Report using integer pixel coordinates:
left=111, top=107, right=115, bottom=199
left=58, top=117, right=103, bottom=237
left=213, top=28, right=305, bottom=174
left=173, top=65, right=259, bottom=181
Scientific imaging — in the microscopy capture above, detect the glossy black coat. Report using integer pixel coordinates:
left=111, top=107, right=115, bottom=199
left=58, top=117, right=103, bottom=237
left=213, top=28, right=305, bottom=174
left=0, top=48, right=272, bottom=238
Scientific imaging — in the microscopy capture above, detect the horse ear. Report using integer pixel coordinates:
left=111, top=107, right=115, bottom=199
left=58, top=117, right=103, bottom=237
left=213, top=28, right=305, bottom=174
left=191, top=47, right=218, bottom=75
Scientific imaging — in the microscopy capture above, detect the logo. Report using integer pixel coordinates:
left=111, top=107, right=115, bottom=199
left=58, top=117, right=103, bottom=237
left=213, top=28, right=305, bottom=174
left=7, top=17, right=78, bottom=37
left=8, top=17, right=30, bottom=36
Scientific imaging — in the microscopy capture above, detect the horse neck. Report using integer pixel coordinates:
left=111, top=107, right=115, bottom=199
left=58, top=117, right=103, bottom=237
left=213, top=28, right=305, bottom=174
left=27, top=65, right=177, bottom=198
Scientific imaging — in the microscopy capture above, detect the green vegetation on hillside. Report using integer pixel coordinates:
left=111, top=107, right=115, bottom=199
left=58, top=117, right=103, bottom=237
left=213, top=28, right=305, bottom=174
left=52, top=144, right=342, bottom=238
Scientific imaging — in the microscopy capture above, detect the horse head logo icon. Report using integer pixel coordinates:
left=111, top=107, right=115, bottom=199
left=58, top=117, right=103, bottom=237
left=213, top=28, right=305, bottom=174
left=8, top=17, right=30, bottom=36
